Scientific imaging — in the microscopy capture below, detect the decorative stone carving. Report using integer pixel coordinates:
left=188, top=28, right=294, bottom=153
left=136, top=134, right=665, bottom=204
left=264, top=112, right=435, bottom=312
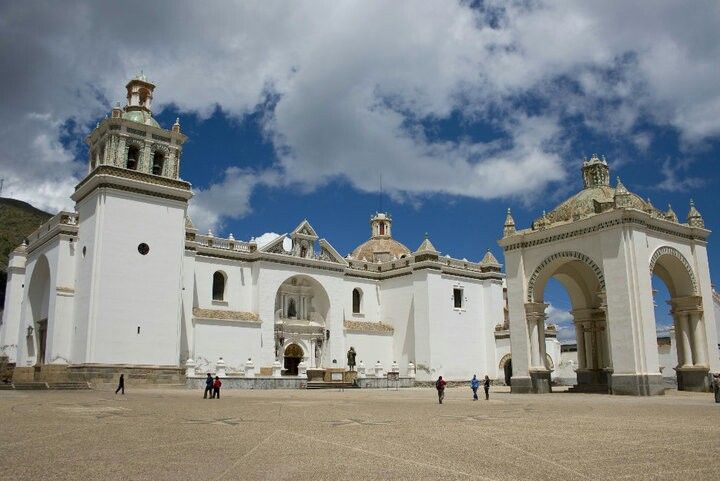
left=244, top=358, right=255, bottom=378
left=527, top=251, right=606, bottom=302
left=185, top=358, right=196, bottom=377
left=215, top=357, right=226, bottom=378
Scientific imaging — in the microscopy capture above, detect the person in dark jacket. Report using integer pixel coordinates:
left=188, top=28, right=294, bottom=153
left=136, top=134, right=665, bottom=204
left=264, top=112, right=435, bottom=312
left=436, top=376, right=447, bottom=404
left=203, top=373, right=213, bottom=399
left=713, top=373, right=720, bottom=403
left=483, top=375, right=491, bottom=400
left=470, top=375, right=480, bottom=401
left=212, top=376, right=222, bottom=399
left=115, top=374, right=124, bottom=395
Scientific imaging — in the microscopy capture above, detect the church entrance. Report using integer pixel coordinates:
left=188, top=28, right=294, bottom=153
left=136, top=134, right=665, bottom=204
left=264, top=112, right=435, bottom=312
left=36, top=319, right=48, bottom=365
left=283, top=344, right=303, bottom=376
left=504, top=359, right=512, bottom=386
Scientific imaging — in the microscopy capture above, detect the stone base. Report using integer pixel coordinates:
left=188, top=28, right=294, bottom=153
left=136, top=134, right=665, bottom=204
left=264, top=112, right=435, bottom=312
left=68, top=364, right=184, bottom=387
left=509, top=371, right=552, bottom=394
left=676, top=367, right=711, bottom=392
left=344, top=370, right=358, bottom=383
left=357, top=377, right=414, bottom=389
left=323, top=368, right=345, bottom=382
left=610, top=373, right=665, bottom=396
left=576, top=369, right=609, bottom=386
left=306, top=368, right=325, bottom=382
left=12, top=367, right=35, bottom=383
left=37, top=364, right=70, bottom=382
left=530, top=369, right=552, bottom=393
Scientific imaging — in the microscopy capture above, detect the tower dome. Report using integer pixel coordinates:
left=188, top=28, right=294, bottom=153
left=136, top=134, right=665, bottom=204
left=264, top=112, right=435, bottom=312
left=350, top=212, right=411, bottom=262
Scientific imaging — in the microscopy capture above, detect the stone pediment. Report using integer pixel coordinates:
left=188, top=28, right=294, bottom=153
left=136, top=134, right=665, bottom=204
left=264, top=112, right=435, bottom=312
left=291, top=219, right=319, bottom=241
left=260, top=234, right=289, bottom=254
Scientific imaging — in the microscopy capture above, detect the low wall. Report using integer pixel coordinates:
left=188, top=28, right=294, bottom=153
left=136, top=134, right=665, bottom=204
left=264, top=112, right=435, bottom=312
left=187, top=376, right=306, bottom=390
left=68, top=364, right=184, bottom=387
left=186, top=376, right=415, bottom=389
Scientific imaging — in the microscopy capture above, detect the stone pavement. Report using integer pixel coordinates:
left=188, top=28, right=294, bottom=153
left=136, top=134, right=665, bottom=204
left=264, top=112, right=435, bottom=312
left=0, top=387, right=718, bottom=481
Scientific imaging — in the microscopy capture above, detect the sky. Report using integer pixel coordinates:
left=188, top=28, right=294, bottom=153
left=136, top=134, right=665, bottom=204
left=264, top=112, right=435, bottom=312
left=1, top=1, right=719, bottom=341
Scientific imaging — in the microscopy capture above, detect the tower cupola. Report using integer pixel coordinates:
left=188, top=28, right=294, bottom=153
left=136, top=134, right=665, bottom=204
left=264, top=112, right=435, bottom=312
left=370, top=212, right=392, bottom=238
left=582, top=153, right=610, bottom=189
left=125, top=72, right=155, bottom=113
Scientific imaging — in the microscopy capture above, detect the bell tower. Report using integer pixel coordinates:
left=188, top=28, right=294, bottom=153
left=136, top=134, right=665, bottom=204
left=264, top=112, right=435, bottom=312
left=70, top=75, right=192, bottom=367
left=370, top=212, right=392, bottom=238
left=582, top=153, right=610, bottom=189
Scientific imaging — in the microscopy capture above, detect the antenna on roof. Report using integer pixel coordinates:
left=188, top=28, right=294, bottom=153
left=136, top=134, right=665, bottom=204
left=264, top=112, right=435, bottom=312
left=379, top=171, right=384, bottom=213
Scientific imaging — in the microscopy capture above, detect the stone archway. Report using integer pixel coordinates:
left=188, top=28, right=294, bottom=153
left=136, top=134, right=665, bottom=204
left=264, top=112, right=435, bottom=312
left=274, top=275, right=330, bottom=369
left=650, top=246, right=709, bottom=391
left=498, top=354, right=513, bottom=386
left=27, top=255, right=51, bottom=366
left=283, top=343, right=304, bottom=376
left=525, top=251, right=609, bottom=392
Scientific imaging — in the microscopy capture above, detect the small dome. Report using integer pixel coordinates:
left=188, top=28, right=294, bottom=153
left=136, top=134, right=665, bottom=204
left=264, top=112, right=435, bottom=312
left=351, top=238, right=411, bottom=263
left=122, top=110, right=159, bottom=128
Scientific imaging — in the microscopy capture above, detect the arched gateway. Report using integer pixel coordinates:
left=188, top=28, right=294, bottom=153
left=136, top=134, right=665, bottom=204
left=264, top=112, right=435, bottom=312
left=499, top=155, right=719, bottom=395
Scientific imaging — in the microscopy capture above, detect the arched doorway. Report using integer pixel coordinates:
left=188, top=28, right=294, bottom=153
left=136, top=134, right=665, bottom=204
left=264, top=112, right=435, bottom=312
left=650, top=247, right=709, bottom=391
left=274, top=275, right=330, bottom=369
left=526, top=251, right=609, bottom=393
left=27, top=255, right=51, bottom=366
left=283, top=343, right=304, bottom=375
left=504, top=359, right=512, bottom=386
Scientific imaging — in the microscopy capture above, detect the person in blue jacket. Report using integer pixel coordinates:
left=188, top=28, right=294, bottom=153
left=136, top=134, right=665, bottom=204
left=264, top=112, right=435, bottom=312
left=470, top=375, right=480, bottom=401
left=203, top=373, right=213, bottom=399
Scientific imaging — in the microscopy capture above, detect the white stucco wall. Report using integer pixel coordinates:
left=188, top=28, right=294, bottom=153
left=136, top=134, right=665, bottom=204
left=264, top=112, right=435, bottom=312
left=193, top=320, right=262, bottom=373
left=345, top=331, right=394, bottom=371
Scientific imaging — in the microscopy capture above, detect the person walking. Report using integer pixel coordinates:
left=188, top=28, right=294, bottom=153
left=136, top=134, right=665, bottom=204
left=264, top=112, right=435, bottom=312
left=436, top=376, right=447, bottom=404
left=212, top=376, right=222, bottom=399
left=483, top=375, right=491, bottom=401
left=203, top=373, right=213, bottom=399
left=470, top=375, right=480, bottom=401
left=115, top=374, right=125, bottom=395
left=713, top=373, right=720, bottom=404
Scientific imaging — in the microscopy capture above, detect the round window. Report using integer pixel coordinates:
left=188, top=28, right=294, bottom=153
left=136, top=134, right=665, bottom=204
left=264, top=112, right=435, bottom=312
left=137, top=243, right=150, bottom=255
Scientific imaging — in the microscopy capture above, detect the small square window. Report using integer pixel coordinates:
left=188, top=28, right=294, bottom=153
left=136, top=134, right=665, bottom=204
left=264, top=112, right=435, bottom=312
left=453, top=288, right=463, bottom=309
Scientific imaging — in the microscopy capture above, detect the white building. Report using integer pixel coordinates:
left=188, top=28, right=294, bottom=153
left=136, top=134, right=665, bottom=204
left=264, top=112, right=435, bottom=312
left=0, top=76, right=509, bottom=385
left=499, top=155, right=719, bottom=395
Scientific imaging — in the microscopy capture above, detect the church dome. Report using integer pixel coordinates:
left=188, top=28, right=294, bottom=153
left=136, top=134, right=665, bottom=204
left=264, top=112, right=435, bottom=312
left=350, top=212, right=411, bottom=262
left=533, top=155, right=662, bottom=227
left=122, top=109, right=160, bottom=128
left=351, top=238, right=411, bottom=262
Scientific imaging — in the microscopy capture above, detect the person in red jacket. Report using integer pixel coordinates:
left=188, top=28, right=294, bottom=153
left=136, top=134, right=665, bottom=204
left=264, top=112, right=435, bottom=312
left=211, top=376, right=222, bottom=399
left=435, top=376, right=447, bottom=404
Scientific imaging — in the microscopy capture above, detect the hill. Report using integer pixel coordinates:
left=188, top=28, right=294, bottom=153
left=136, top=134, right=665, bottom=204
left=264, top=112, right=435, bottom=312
left=0, top=198, right=53, bottom=308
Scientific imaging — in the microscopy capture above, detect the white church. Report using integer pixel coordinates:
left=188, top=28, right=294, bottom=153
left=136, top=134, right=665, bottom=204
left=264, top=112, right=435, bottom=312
left=0, top=75, right=515, bottom=386
left=1, top=76, right=718, bottom=394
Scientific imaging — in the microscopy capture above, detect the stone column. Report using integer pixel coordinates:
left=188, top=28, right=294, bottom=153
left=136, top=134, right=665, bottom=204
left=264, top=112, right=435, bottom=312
left=673, top=313, right=686, bottom=367
left=689, top=311, right=708, bottom=367
left=584, top=325, right=595, bottom=370
left=529, top=318, right=540, bottom=368
left=537, top=318, right=547, bottom=368
left=678, top=312, right=693, bottom=367
left=599, top=323, right=610, bottom=369
left=575, top=321, right=586, bottom=370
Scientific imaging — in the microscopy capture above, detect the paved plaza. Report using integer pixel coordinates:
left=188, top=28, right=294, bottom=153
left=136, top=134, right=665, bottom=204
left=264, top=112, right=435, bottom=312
left=0, top=387, right=718, bottom=481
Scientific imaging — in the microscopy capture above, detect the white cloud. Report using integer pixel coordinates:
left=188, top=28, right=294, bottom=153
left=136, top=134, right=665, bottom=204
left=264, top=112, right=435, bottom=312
left=252, top=232, right=281, bottom=249
left=1, top=1, right=719, bottom=227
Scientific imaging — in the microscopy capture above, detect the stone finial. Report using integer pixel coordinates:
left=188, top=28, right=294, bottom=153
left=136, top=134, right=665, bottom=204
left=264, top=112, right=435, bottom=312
left=407, top=362, right=416, bottom=379
left=665, top=204, right=678, bottom=223
left=207, top=228, right=214, bottom=237
left=613, top=176, right=631, bottom=208
left=687, top=199, right=705, bottom=228
left=415, top=234, right=438, bottom=254
left=112, top=101, right=123, bottom=119
left=185, top=358, right=196, bottom=377
left=228, top=233, right=235, bottom=241
left=172, top=117, right=181, bottom=133
left=216, top=357, right=227, bottom=378
left=535, top=210, right=549, bottom=230
left=503, top=208, right=516, bottom=237
left=480, top=249, right=501, bottom=267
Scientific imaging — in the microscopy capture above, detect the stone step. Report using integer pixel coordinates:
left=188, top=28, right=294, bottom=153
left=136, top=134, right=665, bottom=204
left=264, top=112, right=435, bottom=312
left=13, top=382, right=49, bottom=390
left=47, top=382, right=91, bottom=390
left=306, top=382, right=360, bottom=390
left=568, top=384, right=609, bottom=394
left=0, top=383, right=15, bottom=390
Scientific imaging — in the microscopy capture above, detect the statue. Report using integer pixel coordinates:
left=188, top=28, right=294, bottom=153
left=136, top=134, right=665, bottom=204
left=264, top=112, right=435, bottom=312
left=347, top=347, right=357, bottom=371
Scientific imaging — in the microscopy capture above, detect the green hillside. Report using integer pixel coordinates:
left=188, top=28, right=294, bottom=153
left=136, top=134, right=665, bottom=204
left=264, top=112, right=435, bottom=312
left=0, top=198, right=53, bottom=307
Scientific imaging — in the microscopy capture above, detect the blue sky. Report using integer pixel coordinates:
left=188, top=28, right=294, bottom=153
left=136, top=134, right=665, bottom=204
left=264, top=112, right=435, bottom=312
left=2, top=1, right=719, bottom=342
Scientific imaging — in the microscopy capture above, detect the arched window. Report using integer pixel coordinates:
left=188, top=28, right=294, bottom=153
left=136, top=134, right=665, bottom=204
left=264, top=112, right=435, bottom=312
left=352, top=288, right=362, bottom=314
left=127, top=146, right=140, bottom=170
left=300, top=246, right=307, bottom=258
left=287, top=298, right=297, bottom=318
left=212, top=271, right=226, bottom=301
left=152, top=151, right=164, bottom=176
left=379, top=222, right=385, bottom=236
